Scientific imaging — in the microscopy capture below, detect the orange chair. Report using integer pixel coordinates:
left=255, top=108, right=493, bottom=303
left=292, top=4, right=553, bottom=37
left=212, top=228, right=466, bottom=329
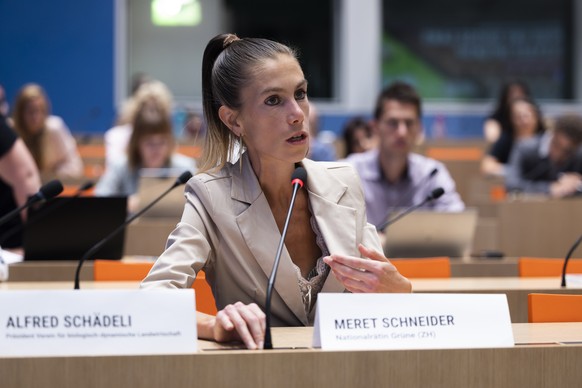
left=191, top=271, right=217, bottom=315
left=58, top=185, right=95, bottom=197
left=93, top=260, right=217, bottom=315
left=518, top=257, right=582, bottom=277
left=93, top=260, right=154, bottom=281
left=77, top=144, right=106, bottom=159
left=390, top=257, right=451, bottom=278
left=489, top=184, right=506, bottom=202
left=528, top=293, right=582, bottom=323
left=425, top=147, right=483, bottom=162
left=176, top=144, right=202, bottom=159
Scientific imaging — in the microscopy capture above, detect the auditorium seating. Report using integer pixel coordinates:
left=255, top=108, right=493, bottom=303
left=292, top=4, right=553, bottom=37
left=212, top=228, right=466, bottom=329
left=518, top=257, right=582, bottom=277
left=390, top=257, right=451, bottom=278
left=93, top=259, right=217, bottom=315
left=528, top=293, right=582, bottom=323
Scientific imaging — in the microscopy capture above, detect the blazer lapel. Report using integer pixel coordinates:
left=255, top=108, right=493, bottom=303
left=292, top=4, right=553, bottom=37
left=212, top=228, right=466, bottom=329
left=231, top=157, right=359, bottom=324
left=233, top=156, right=307, bottom=324
left=302, top=160, right=357, bottom=293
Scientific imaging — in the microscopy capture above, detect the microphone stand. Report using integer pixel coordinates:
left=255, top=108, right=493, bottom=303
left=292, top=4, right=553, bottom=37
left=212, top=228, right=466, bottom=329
left=378, top=168, right=439, bottom=228
left=0, top=182, right=94, bottom=247
left=0, top=179, right=63, bottom=228
left=561, top=234, right=582, bottom=287
left=378, top=201, right=427, bottom=232
left=377, top=187, right=445, bottom=232
left=74, top=172, right=192, bottom=289
left=264, top=167, right=306, bottom=349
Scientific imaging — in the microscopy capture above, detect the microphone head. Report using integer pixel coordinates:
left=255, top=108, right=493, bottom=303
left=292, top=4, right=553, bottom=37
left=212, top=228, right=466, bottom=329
left=176, top=170, right=193, bottom=185
left=39, top=179, right=64, bottom=201
left=429, top=187, right=445, bottom=200
left=291, top=166, right=307, bottom=188
left=78, top=181, right=95, bottom=192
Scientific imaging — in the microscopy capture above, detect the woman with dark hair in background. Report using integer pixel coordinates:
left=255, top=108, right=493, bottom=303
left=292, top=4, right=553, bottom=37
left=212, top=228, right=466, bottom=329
left=481, top=97, right=545, bottom=176
left=483, top=80, right=531, bottom=144
left=341, top=116, right=377, bottom=157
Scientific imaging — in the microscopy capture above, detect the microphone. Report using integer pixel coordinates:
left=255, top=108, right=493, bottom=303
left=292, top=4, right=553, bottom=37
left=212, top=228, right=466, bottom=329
left=73, top=181, right=96, bottom=194
left=73, top=170, right=193, bottom=289
left=377, top=187, right=445, bottom=232
left=561, top=233, right=582, bottom=287
left=264, top=166, right=307, bottom=349
left=0, top=179, right=64, bottom=228
left=0, top=181, right=94, bottom=247
left=379, top=167, right=439, bottom=224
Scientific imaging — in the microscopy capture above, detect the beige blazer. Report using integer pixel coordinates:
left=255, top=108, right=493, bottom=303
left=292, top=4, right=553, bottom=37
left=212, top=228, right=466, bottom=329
left=141, top=153, right=382, bottom=326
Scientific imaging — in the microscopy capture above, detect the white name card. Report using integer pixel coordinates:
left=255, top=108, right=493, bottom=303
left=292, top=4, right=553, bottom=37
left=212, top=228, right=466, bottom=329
left=313, top=293, right=514, bottom=350
left=565, top=274, right=582, bottom=287
left=0, top=289, right=197, bottom=357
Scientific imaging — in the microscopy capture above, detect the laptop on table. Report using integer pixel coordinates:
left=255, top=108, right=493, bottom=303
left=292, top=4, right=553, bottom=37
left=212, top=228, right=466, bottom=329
left=382, top=209, right=478, bottom=258
left=23, top=196, right=128, bottom=261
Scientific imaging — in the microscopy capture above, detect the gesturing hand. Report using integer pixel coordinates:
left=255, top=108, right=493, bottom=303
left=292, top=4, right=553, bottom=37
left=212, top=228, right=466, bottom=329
left=323, top=244, right=411, bottom=293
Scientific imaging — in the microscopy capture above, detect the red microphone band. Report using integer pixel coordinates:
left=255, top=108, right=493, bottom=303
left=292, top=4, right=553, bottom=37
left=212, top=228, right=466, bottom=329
left=291, top=178, right=304, bottom=188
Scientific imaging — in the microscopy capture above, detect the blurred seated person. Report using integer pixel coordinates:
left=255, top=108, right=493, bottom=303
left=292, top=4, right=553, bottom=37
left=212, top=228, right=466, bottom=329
left=307, top=102, right=336, bottom=161
left=104, top=79, right=172, bottom=166
left=481, top=97, right=545, bottom=177
left=345, top=81, right=465, bottom=229
left=180, top=108, right=205, bottom=144
left=116, top=72, right=153, bottom=126
left=95, top=87, right=196, bottom=213
left=11, top=83, right=83, bottom=179
left=342, top=116, right=377, bottom=157
left=0, top=113, right=41, bottom=248
left=483, top=80, right=531, bottom=144
left=505, top=114, right=582, bottom=198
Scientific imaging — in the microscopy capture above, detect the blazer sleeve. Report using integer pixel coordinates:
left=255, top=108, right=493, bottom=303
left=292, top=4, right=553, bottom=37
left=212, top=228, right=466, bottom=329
left=141, top=179, right=214, bottom=289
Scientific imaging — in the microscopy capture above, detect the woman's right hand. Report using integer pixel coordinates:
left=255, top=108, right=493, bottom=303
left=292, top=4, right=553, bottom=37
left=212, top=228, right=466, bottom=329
left=212, top=302, right=266, bottom=349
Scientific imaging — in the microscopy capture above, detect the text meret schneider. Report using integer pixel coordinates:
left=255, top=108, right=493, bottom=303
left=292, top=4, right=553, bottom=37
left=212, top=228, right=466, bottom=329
left=334, top=315, right=455, bottom=330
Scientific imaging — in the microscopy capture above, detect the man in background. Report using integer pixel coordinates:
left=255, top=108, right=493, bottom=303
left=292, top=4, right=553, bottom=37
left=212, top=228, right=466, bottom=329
left=505, top=114, right=582, bottom=198
left=346, top=81, right=464, bottom=228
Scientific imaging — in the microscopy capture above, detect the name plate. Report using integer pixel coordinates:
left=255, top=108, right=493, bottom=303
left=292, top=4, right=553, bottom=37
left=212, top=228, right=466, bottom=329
left=0, top=289, right=197, bottom=357
left=313, top=293, right=514, bottom=350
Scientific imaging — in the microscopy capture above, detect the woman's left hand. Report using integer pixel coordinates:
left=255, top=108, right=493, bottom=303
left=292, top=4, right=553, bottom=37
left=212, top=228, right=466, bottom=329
left=323, top=244, right=412, bottom=293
